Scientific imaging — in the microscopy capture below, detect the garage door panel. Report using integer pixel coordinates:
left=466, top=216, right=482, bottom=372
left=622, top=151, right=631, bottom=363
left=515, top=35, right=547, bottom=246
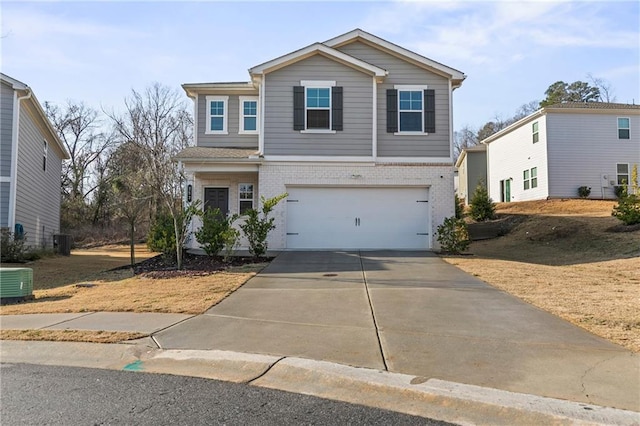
left=286, top=187, right=430, bottom=250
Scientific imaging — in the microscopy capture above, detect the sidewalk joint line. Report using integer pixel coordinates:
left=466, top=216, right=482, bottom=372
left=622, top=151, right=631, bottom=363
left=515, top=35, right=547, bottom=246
left=38, top=312, right=96, bottom=330
left=359, top=251, right=388, bottom=371
left=149, top=315, right=196, bottom=338
left=246, top=356, right=286, bottom=385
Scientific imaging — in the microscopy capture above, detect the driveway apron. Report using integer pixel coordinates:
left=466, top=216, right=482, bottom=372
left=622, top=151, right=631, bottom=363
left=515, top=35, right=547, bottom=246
left=154, top=251, right=639, bottom=411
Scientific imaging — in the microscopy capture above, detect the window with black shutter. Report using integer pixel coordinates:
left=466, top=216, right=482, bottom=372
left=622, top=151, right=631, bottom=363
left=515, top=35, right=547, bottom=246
left=293, top=82, right=343, bottom=131
left=388, top=86, right=435, bottom=134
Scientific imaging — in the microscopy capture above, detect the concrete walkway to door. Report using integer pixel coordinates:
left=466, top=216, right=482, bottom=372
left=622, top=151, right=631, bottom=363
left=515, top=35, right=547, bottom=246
left=154, top=251, right=639, bottom=411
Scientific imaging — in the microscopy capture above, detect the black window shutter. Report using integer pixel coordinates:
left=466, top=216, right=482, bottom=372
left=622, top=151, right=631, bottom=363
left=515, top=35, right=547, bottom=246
left=293, top=86, right=305, bottom=130
left=386, top=89, right=398, bottom=133
left=424, top=89, right=435, bottom=133
left=331, top=86, right=343, bottom=131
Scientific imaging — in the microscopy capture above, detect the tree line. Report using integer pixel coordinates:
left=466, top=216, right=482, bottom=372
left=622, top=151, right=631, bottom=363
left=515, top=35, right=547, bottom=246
left=453, top=75, right=616, bottom=158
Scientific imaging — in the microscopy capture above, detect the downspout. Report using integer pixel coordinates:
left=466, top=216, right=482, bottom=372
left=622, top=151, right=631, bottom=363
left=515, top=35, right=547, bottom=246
left=258, top=74, right=265, bottom=155
left=8, top=87, right=32, bottom=232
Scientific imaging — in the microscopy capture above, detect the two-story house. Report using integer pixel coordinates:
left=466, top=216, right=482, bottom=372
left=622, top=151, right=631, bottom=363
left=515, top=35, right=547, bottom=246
left=1, top=73, right=69, bottom=248
left=177, top=29, right=466, bottom=251
left=483, top=102, right=640, bottom=202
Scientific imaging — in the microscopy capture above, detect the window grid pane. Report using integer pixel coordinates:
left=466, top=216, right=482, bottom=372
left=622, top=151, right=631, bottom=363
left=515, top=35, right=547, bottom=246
left=306, top=88, right=330, bottom=109
left=531, top=178, right=538, bottom=188
left=244, top=117, right=257, bottom=131
left=244, top=101, right=257, bottom=116
left=617, top=164, right=629, bottom=173
left=210, top=117, right=223, bottom=131
left=399, top=112, right=422, bottom=131
left=618, top=118, right=630, bottom=128
left=531, top=167, right=537, bottom=178
left=210, top=101, right=224, bottom=115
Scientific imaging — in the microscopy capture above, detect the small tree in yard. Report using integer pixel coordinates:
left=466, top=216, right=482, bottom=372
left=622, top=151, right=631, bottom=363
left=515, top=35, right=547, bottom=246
left=612, top=194, right=640, bottom=225
left=195, top=208, right=240, bottom=258
left=437, top=217, right=470, bottom=254
left=240, top=193, right=287, bottom=258
left=469, top=180, right=496, bottom=221
left=454, top=193, right=465, bottom=219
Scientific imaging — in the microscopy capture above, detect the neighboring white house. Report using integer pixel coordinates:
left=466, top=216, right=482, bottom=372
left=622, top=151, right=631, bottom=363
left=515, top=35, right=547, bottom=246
left=483, top=102, right=640, bottom=202
left=0, top=73, right=69, bottom=248
left=177, top=29, right=466, bottom=250
left=455, top=144, right=487, bottom=205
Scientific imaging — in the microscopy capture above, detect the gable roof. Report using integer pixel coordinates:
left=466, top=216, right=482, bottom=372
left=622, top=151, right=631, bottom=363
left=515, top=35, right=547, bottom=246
left=482, top=102, right=640, bottom=145
left=324, top=29, right=466, bottom=88
left=0, top=73, right=69, bottom=159
left=455, top=144, right=486, bottom=168
left=249, top=42, right=388, bottom=82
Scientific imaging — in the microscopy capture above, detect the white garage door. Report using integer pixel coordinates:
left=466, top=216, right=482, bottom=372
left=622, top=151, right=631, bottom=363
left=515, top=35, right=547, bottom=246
left=286, top=187, right=430, bottom=250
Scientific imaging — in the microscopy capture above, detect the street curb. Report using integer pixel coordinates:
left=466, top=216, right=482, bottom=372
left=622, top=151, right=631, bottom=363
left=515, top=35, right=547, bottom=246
left=1, top=341, right=638, bottom=425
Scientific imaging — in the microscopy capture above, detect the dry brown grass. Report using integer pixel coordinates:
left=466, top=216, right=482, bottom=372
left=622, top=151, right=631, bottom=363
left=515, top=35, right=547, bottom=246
left=445, top=199, right=640, bottom=352
left=2, top=244, right=158, bottom=290
left=0, top=329, right=146, bottom=343
left=0, top=263, right=265, bottom=315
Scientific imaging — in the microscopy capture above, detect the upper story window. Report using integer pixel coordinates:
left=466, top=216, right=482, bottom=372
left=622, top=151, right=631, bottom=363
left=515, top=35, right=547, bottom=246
left=387, top=86, right=435, bottom=135
left=43, top=140, right=48, bottom=171
left=618, top=117, right=630, bottom=139
left=532, top=121, right=539, bottom=143
left=239, top=96, right=259, bottom=134
left=617, top=163, right=629, bottom=185
left=293, top=81, right=342, bottom=133
left=206, top=96, right=228, bottom=135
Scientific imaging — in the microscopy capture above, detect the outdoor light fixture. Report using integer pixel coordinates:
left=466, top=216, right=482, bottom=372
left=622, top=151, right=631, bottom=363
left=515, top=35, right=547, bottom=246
left=187, top=184, right=193, bottom=202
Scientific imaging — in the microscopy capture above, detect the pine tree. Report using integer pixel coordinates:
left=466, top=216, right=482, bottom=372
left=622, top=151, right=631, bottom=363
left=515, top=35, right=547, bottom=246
left=469, top=181, right=496, bottom=221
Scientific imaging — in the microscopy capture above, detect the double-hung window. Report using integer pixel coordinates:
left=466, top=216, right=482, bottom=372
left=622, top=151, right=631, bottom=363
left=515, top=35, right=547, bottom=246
left=239, top=183, right=254, bottom=214
left=239, top=96, right=258, bottom=134
left=206, top=96, right=228, bottom=134
left=532, top=122, right=539, bottom=143
left=618, top=118, right=630, bottom=139
left=523, top=167, right=537, bottom=190
left=617, top=163, right=629, bottom=185
left=398, top=90, right=423, bottom=132
left=293, top=81, right=343, bottom=132
left=387, top=85, right=435, bottom=134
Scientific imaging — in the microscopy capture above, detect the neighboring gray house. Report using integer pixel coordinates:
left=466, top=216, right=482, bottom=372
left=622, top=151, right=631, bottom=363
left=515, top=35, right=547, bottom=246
left=177, top=29, right=466, bottom=250
left=484, top=102, right=640, bottom=202
left=1, top=73, right=69, bottom=248
left=455, top=144, right=487, bottom=205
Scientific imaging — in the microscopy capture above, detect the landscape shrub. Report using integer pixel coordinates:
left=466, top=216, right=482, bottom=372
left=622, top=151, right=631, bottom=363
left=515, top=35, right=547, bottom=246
left=240, top=193, right=287, bottom=258
left=469, top=181, right=496, bottom=222
left=437, top=217, right=470, bottom=254
left=194, top=208, right=239, bottom=258
left=0, top=230, right=30, bottom=263
left=147, top=214, right=176, bottom=257
left=454, top=193, right=465, bottom=219
left=612, top=194, right=640, bottom=225
left=614, top=184, right=627, bottom=199
left=578, top=186, right=591, bottom=198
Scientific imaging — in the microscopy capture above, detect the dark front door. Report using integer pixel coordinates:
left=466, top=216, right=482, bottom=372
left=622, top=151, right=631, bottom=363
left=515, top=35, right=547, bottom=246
left=204, top=188, right=229, bottom=215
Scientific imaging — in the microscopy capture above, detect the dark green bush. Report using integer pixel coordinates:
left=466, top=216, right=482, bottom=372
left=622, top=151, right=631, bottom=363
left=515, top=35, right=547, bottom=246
left=614, top=185, right=627, bottom=199
left=194, top=208, right=239, bottom=257
left=469, top=181, right=496, bottom=222
left=578, top=186, right=591, bottom=198
left=612, top=194, right=640, bottom=225
left=147, top=214, right=176, bottom=257
left=240, top=193, right=287, bottom=258
left=437, top=217, right=470, bottom=254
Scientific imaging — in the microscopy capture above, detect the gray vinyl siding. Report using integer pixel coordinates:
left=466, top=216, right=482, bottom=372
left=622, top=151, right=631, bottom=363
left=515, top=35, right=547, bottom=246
left=14, top=106, right=63, bottom=248
left=0, top=182, right=9, bottom=227
left=337, top=41, right=451, bottom=158
left=460, top=151, right=487, bottom=204
left=546, top=112, right=640, bottom=199
left=1, top=81, right=14, bottom=177
left=197, top=94, right=259, bottom=148
left=264, top=54, right=373, bottom=156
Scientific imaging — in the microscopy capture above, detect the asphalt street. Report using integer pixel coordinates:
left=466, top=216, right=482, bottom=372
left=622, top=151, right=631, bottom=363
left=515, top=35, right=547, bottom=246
left=0, top=363, right=452, bottom=425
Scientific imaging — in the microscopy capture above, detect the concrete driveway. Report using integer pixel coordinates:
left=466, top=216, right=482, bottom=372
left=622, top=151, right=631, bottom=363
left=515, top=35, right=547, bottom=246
left=154, top=251, right=639, bottom=410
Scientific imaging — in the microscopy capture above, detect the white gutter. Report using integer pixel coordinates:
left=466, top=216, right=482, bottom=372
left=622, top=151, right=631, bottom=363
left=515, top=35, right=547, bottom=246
left=8, top=88, right=32, bottom=232
left=258, top=74, right=265, bottom=155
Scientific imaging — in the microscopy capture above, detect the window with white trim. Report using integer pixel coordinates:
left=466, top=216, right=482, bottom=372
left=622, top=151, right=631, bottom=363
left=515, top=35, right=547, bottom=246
left=205, top=96, right=228, bottom=134
left=618, top=117, right=630, bottom=139
left=239, top=183, right=254, bottom=214
left=239, top=96, right=258, bottom=134
left=43, top=140, right=48, bottom=171
left=306, top=87, right=331, bottom=130
left=398, top=90, right=423, bottom=132
left=523, top=167, right=537, bottom=190
left=617, top=163, right=629, bottom=185
left=532, top=121, right=539, bottom=143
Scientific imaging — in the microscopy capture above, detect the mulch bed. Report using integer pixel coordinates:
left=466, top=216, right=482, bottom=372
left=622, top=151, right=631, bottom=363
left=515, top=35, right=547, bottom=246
left=112, top=252, right=271, bottom=279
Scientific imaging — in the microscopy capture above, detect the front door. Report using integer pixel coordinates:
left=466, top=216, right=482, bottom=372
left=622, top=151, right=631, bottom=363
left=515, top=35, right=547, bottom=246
left=204, top=188, right=229, bottom=215
left=504, top=179, right=511, bottom=202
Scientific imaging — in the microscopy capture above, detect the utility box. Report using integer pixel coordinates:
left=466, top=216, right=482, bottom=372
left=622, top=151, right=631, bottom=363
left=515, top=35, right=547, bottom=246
left=53, top=234, right=72, bottom=256
left=0, top=268, right=34, bottom=304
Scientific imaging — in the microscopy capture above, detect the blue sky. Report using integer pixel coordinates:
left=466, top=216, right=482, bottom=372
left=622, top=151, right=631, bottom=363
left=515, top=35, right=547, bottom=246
left=2, top=1, right=639, bottom=132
